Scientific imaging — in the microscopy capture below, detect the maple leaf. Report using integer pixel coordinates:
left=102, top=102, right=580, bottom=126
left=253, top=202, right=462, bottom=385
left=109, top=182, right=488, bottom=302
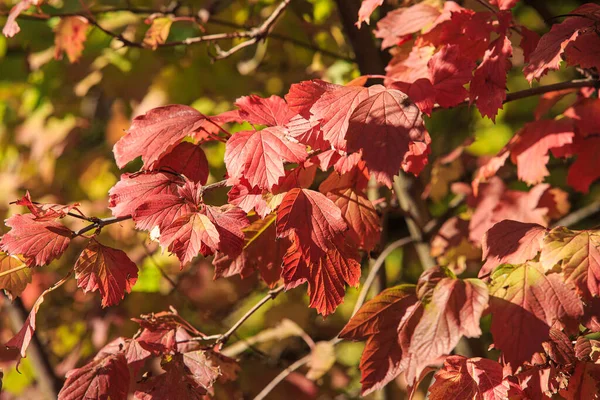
left=74, top=240, right=139, bottom=308
left=53, top=16, right=88, bottom=63
left=524, top=4, right=600, bottom=82
left=0, top=214, right=72, bottom=267
left=109, top=172, right=183, bottom=218
left=160, top=205, right=248, bottom=266
left=113, top=105, right=211, bottom=169
left=566, top=136, right=600, bottom=193
left=374, top=3, right=441, bottom=49
left=13, top=191, right=81, bottom=221
left=559, top=361, right=600, bottom=400
left=521, top=27, right=540, bottom=64
left=285, top=79, right=337, bottom=119
left=319, top=182, right=381, bottom=251
left=153, top=141, right=209, bottom=184
left=564, top=98, right=600, bottom=137
left=309, top=84, right=383, bottom=150
left=339, top=285, right=421, bottom=395
left=282, top=236, right=361, bottom=315
left=227, top=180, right=273, bottom=219
left=276, top=188, right=347, bottom=259
left=224, top=126, right=307, bottom=190
left=285, top=114, right=330, bottom=152
left=540, top=227, right=600, bottom=299
left=213, top=214, right=283, bottom=287
left=404, top=273, right=489, bottom=382
left=346, top=87, right=429, bottom=187
left=234, top=94, right=296, bottom=126
left=356, top=0, right=384, bottom=28
left=58, top=353, right=130, bottom=400
left=428, top=356, right=509, bottom=400
left=428, top=44, right=476, bottom=108
left=133, top=191, right=196, bottom=234
left=0, top=253, right=31, bottom=300
left=488, top=262, right=583, bottom=372
left=470, top=35, right=512, bottom=121
left=143, top=17, right=172, bottom=50
left=481, top=220, right=547, bottom=277
left=385, top=45, right=434, bottom=84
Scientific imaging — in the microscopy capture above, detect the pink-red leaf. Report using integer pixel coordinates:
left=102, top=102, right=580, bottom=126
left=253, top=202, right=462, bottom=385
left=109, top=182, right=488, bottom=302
left=113, top=105, right=208, bottom=169
left=356, top=0, right=384, bottom=28
left=74, top=240, right=138, bottom=307
left=58, top=353, right=129, bottom=400
left=224, top=126, right=307, bottom=190
left=1, top=214, right=72, bottom=267
left=375, top=3, right=441, bottom=49
left=153, top=142, right=209, bottom=184
left=235, top=94, right=295, bottom=126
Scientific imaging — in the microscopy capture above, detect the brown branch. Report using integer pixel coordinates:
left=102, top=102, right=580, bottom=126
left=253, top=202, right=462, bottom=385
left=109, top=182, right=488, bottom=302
left=72, top=215, right=133, bottom=237
left=253, top=354, right=312, bottom=400
left=552, top=201, right=600, bottom=228
left=504, top=78, right=600, bottom=103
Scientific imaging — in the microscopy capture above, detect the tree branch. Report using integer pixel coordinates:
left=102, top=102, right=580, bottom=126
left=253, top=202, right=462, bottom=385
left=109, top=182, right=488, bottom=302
left=253, top=354, right=312, bottom=400
left=552, top=201, right=600, bottom=228
left=504, top=78, right=600, bottom=103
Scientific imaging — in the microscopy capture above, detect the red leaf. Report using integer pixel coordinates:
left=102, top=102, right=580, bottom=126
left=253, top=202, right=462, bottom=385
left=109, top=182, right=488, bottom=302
left=286, top=114, right=329, bottom=151
left=481, top=220, right=547, bottom=277
left=559, top=361, right=600, bottom=400
left=14, top=191, right=81, bottom=221
left=160, top=205, right=248, bottom=266
left=429, top=356, right=509, bottom=400
left=567, top=136, right=600, bottom=193
left=520, top=26, right=540, bottom=63
left=227, top=180, right=273, bottom=219
left=153, top=142, right=209, bottom=184
left=235, top=94, right=296, bottom=126
left=392, top=78, right=436, bottom=116
left=565, top=98, right=600, bottom=137
left=224, top=126, right=307, bottom=190
left=74, top=240, right=138, bottom=307
left=404, top=275, right=489, bottom=382
left=374, top=3, right=441, bottom=49
left=113, top=105, right=209, bottom=169
left=564, top=31, right=600, bottom=72
left=428, top=44, right=475, bottom=108
left=489, top=262, right=584, bottom=373
left=524, top=4, right=600, bottom=82
left=285, top=79, right=337, bottom=119
left=321, top=186, right=381, bottom=251
left=133, top=192, right=196, bottom=233
left=282, top=236, right=361, bottom=315
left=53, top=16, right=88, bottom=63
left=489, top=0, right=519, bottom=10
left=470, top=35, right=513, bottom=121
left=346, top=87, right=429, bottom=187
left=58, top=353, right=129, bottom=400
left=276, top=188, right=347, bottom=259
left=309, top=84, right=383, bottom=150
left=339, top=285, right=421, bottom=395
left=0, top=214, right=72, bottom=267
left=356, top=0, right=384, bottom=28
left=109, top=172, right=183, bottom=218
left=213, top=214, right=283, bottom=286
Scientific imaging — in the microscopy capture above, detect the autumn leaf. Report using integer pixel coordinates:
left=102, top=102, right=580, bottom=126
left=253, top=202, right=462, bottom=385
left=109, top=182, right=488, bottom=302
left=58, top=353, right=130, bottom=400
left=481, top=220, right=547, bottom=277
left=566, top=136, right=600, bottom=193
left=113, top=105, right=210, bottom=169
left=0, top=214, right=72, bottom=267
left=339, top=285, right=421, bottom=395
left=540, top=227, right=600, bottom=299
left=0, top=253, right=31, bottom=300
left=213, top=214, right=283, bottom=287
left=276, top=188, right=347, bottom=260
left=356, top=0, right=384, bottom=28
left=13, top=191, right=81, bottom=221
left=488, top=262, right=583, bottom=372
left=559, top=361, right=600, bottom=400
left=2, top=0, right=42, bottom=38
left=346, top=87, right=429, bottom=187
left=489, top=0, right=519, bottom=10
left=524, top=3, right=600, bottom=82
left=153, top=142, right=209, bottom=184
left=285, top=79, right=337, bottom=119
left=428, top=356, right=509, bottom=400
left=54, top=16, right=89, bottom=63
left=470, top=35, right=512, bottom=121
left=143, top=17, right=172, bottom=50
left=224, top=126, right=307, bottom=190
left=234, top=94, right=296, bottom=126
left=374, top=3, right=441, bottom=49
left=74, top=240, right=139, bottom=307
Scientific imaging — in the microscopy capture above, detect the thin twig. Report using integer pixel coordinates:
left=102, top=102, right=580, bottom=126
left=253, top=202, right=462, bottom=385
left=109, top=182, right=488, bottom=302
left=254, top=354, right=311, bottom=400
left=352, top=237, right=413, bottom=316
left=504, top=78, right=600, bottom=103
left=552, top=201, right=600, bottom=228
left=216, top=285, right=285, bottom=345
left=72, top=215, right=132, bottom=237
